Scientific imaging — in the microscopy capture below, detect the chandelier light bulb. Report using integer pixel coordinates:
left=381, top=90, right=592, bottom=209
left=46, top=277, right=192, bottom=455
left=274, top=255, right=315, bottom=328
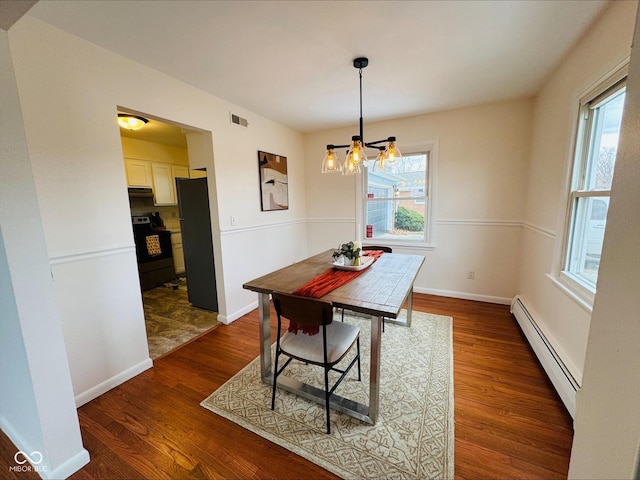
left=345, top=136, right=367, bottom=167
left=372, top=148, right=386, bottom=171
left=343, top=156, right=361, bottom=175
left=321, top=146, right=343, bottom=173
left=385, top=137, right=401, bottom=163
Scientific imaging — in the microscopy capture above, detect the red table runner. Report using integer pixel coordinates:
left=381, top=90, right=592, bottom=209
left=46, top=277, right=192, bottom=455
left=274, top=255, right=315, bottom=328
left=288, top=250, right=385, bottom=335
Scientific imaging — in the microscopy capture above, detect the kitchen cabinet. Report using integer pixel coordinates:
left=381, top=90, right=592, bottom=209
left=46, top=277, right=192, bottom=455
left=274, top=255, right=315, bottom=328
left=151, top=163, right=174, bottom=205
left=171, top=231, right=186, bottom=274
left=151, top=163, right=190, bottom=205
left=125, top=159, right=152, bottom=187
left=190, top=169, right=207, bottom=179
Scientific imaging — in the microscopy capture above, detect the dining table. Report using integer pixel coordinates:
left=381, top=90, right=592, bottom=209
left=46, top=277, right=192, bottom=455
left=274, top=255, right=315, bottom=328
left=242, top=248, right=425, bottom=425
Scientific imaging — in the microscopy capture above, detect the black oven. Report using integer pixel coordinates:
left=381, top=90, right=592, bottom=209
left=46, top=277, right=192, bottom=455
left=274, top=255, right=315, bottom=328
left=132, top=216, right=175, bottom=290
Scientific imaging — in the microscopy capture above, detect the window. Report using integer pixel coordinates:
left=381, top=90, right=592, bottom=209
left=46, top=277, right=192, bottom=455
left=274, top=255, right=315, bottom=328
left=363, top=151, right=430, bottom=243
left=563, top=78, right=625, bottom=291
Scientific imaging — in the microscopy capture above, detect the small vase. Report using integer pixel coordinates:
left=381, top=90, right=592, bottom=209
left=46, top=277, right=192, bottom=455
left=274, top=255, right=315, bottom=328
left=342, top=256, right=354, bottom=266
left=352, top=256, right=361, bottom=266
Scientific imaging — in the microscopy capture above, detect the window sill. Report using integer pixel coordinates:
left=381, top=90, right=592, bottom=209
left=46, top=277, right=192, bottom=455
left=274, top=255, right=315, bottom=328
left=546, top=273, right=594, bottom=314
left=363, top=240, right=435, bottom=251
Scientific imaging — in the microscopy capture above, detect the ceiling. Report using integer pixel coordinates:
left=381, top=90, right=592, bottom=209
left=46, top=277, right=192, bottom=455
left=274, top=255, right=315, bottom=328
left=0, top=0, right=37, bottom=30
left=27, top=0, right=609, bottom=137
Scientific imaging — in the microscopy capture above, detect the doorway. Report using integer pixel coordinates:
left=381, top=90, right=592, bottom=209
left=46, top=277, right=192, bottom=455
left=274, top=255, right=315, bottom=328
left=119, top=111, right=220, bottom=359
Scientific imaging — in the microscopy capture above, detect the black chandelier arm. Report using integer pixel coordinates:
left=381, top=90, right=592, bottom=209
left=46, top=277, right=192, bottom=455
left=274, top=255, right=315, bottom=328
left=326, top=135, right=396, bottom=151
left=326, top=143, right=351, bottom=150
left=364, top=136, right=397, bottom=148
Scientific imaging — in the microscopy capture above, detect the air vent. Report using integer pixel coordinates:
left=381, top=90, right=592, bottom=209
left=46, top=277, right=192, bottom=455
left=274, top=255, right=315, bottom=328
left=230, top=112, right=249, bottom=128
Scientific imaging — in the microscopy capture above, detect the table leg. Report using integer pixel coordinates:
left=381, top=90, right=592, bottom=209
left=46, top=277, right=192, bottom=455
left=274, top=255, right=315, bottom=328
left=385, top=284, right=414, bottom=328
left=406, top=285, right=413, bottom=327
left=258, top=292, right=271, bottom=381
left=368, top=314, right=383, bottom=424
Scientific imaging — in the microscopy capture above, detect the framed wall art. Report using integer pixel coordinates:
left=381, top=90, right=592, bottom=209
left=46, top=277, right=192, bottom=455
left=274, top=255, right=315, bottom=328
left=258, top=150, right=288, bottom=211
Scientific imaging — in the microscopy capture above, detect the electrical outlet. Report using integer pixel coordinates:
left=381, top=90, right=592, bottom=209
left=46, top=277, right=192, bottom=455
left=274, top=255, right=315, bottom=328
left=467, top=270, right=475, bottom=280
left=230, top=215, right=237, bottom=226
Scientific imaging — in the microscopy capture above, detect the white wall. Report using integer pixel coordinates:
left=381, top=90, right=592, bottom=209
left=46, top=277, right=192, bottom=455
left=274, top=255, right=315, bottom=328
left=517, top=0, right=637, bottom=386
left=304, top=98, right=533, bottom=303
left=569, top=6, right=640, bottom=477
left=7, top=15, right=307, bottom=410
left=0, top=29, right=88, bottom=479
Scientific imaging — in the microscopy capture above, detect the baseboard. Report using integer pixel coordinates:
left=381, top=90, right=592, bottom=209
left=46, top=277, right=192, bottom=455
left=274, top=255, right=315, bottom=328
left=42, top=449, right=90, bottom=480
left=414, top=287, right=512, bottom=305
left=0, top=413, right=36, bottom=470
left=511, top=295, right=578, bottom=418
left=221, top=300, right=259, bottom=324
left=0, top=413, right=90, bottom=479
left=74, top=358, right=153, bottom=407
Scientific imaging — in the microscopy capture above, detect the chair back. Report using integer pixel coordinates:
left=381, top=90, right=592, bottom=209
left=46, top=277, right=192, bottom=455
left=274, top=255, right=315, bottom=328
left=272, top=293, right=333, bottom=327
left=363, top=245, right=392, bottom=253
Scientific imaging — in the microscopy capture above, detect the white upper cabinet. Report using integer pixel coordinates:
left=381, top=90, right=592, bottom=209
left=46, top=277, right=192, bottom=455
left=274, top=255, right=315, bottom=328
left=124, top=159, right=152, bottom=187
left=150, top=163, right=191, bottom=205
left=151, top=163, right=174, bottom=205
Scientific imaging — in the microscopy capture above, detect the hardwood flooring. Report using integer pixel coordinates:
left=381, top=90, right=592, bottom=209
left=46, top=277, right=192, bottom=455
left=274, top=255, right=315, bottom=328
left=0, top=294, right=574, bottom=479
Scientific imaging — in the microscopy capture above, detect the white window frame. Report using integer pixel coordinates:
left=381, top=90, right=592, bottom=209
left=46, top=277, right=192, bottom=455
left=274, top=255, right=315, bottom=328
left=356, top=141, right=437, bottom=249
left=556, top=67, right=627, bottom=306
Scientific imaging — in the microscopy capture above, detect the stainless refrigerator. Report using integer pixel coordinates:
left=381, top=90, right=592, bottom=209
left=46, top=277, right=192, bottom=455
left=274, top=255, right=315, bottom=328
left=176, top=177, right=218, bottom=311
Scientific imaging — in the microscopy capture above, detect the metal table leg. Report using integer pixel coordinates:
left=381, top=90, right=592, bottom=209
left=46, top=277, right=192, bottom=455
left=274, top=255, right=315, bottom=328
left=385, top=284, right=414, bottom=328
left=258, top=292, right=271, bottom=381
left=368, top=314, right=383, bottom=423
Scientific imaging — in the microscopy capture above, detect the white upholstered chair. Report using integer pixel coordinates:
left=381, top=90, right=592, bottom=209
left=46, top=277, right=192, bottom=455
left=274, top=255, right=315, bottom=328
left=271, top=292, right=361, bottom=434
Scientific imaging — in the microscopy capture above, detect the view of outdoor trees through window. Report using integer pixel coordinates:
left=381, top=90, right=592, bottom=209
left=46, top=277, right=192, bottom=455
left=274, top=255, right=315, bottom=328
left=365, top=153, right=428, bottom=241
left=565, top=80, right=625, bottom=290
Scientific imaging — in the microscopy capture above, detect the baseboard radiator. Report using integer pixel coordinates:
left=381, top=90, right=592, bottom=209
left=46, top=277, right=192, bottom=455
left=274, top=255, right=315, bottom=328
left=510, top=296, right=579, bottom=418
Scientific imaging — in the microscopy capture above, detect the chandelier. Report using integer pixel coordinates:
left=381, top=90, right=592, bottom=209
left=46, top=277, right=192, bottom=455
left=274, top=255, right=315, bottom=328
left=321, top=57, right=401, bottom=175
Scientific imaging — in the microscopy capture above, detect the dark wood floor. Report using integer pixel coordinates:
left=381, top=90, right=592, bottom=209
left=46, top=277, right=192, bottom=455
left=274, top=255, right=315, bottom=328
left=1, top=294, right=573, bottom=479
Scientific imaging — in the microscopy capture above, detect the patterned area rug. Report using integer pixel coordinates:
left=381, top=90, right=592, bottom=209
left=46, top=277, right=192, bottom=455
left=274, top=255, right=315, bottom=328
left=201, top=310, right=454, bottom=479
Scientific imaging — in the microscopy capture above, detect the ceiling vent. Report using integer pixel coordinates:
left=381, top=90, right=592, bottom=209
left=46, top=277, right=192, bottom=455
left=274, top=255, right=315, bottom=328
left=230, top=112, right=249, bottom=128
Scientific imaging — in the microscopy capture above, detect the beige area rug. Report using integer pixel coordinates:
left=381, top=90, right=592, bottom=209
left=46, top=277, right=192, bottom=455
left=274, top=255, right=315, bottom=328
left=201, top=310, right=454, bottom=479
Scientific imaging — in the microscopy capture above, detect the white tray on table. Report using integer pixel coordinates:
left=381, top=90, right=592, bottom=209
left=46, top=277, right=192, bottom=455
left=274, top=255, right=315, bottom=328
left=332, top=256, right=374, bottom=271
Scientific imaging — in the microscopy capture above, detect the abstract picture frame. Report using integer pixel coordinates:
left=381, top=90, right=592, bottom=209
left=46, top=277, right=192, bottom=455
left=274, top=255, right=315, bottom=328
left=258, top=150, right=289, bottom=211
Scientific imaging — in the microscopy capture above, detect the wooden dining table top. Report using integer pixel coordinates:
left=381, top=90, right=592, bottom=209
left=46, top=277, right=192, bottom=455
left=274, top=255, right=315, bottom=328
left=243, top=249, right=425, bottom=319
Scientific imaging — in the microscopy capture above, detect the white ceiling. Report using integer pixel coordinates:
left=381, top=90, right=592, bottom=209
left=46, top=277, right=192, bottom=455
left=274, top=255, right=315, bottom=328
left=28, top=0, right=608, bottom=136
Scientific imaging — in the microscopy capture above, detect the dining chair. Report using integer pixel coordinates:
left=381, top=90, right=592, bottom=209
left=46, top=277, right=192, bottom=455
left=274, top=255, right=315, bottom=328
left=341, top=245, right=393, bottom=331
left=271, top=292, right=361, bottom=434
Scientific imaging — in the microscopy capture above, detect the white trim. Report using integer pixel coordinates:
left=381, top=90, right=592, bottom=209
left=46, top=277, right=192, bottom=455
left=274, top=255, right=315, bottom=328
left=0, top=414, right=90, bottom=479
left=522, top=222, right=556, bottom=239
left=220, top=300, right=259, bottom=324
left=437, top=219, right=522, bottom=228
left=219, top=218, right=307, bottom=236
left=363, top=240, right=436, bottom=252
left=49, top=244, right=135, bottom=265
left=414, top=286, right=512, bottom=305
left=577, top=59, right=629, bottom=106
left=74, top=358, right=152, bottom=407
left=305, top=217, right=355, bottom=224
left=42, top=449, right=90, bottom=480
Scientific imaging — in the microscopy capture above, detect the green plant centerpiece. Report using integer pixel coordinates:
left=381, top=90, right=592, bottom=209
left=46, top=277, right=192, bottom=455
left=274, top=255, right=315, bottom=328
left=332, top=241, right=362, bottom=266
